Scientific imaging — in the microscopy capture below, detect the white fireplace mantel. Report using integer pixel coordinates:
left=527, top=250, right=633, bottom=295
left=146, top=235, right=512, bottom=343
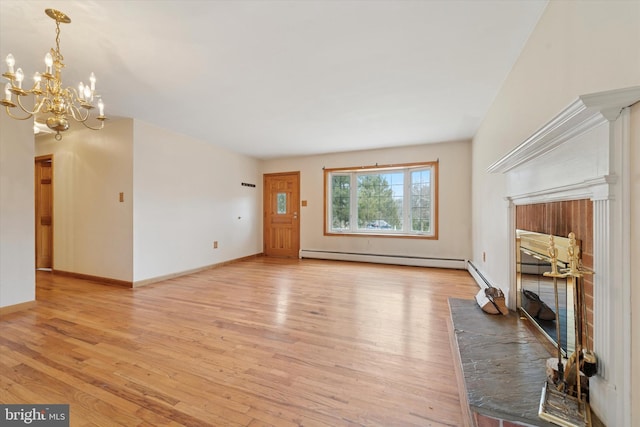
left=487, top=86, right=640, bottom=174
left=489, top=86, right=640, bottom=427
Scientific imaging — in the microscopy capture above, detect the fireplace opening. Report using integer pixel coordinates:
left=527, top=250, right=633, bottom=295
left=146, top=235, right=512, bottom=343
left=516, top=230, right=575, bottom=356
left=514, top=200, right=594, bottom=359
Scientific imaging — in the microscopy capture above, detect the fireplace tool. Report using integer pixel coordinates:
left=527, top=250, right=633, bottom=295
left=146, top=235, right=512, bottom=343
left=543, top=236, right=565, bottom=386
left=580, top=276, right=597, bottom=378
left=538, top=232, right=593, bottom=427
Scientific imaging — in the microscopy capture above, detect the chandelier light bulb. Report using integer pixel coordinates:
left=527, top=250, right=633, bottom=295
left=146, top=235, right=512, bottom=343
left=15, top=68, right=24, bottom=88
left=44, top=52, right=53, bottom=74
left=5, top=54, right=15, bottom=73
left=83, top=85, right=92, bottom=100
left=78, top=82, right=85, bottom=99
left=34, top=72, right=42, bottom=90
left=3, top=83, right=11, bottom=101
left=89, top=72, right=96, bottom=91
left=98, top=99, right=104, bottom=116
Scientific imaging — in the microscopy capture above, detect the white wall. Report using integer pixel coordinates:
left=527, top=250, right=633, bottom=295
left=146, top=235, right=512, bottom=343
left=31, top=117, right=264, bottom=285
left=263, top=140, right=471, bottom=261
left=631, top=102, right=639, bottom=427
left=132, top=120, right=262, bottom=283
left=0, top=114, right=35, bottom=308
left=35, top=119, right=134, bottom=282
left=471, top=1, right=639, bottom=425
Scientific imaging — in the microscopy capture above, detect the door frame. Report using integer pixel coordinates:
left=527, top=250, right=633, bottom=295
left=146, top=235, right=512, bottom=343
left=35, top=154, right=54, bottom=269
left=263, top=171, right=300, bottom=258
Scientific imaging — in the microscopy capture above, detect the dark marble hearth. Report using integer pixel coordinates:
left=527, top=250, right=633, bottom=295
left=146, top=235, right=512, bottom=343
left=449, top=298, right=556, bottom=426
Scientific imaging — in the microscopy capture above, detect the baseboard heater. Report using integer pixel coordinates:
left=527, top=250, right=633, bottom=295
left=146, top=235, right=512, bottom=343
left=467, top=260, right=492, bottom=289
left=299, top=249, right=466, bottom=269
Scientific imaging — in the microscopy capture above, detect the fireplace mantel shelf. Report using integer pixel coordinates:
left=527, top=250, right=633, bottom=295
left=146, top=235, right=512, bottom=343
left=487, top=86, right=640, bottom=174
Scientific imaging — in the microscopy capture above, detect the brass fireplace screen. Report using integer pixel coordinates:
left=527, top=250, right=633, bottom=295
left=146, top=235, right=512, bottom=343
left=516, top=230, right=576, bottom=355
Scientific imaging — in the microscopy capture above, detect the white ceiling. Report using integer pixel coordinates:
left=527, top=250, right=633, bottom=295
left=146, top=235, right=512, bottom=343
left=1, top=1, right=547, bottom=159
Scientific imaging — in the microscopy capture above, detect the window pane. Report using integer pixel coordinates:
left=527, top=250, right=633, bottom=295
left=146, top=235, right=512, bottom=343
left=325, top=162, right=437, bottom=237
left=357, top=172, right=402, bottom=230
left=331, top=175, right=350, bottom=230
left=410, top=169, right=431, bottom=232
left=277, top=193, right=287, bottom=214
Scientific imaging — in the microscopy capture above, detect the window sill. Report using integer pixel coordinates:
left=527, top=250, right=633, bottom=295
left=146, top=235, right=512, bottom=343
left=324, top=231, right=437, bottom=239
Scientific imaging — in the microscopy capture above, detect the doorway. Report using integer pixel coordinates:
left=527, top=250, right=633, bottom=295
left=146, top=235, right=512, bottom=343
left=35, top=155, right=53, bottom=269
left=263, top=172, right=300, bottom=258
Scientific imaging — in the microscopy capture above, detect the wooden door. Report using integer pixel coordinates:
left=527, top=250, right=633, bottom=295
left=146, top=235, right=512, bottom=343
left=263, top=172, right=300, bottom=258
left=35, top=155, right=53, bottom=269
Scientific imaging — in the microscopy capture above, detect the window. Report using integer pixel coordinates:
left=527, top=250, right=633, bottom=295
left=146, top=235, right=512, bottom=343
left=324, top=161, right=438, bottom=238
left=277, top=193, right=287, bottom=214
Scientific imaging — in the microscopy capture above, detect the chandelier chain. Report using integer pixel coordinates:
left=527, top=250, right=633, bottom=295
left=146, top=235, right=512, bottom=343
left=54, top=19, right=63, bottom=63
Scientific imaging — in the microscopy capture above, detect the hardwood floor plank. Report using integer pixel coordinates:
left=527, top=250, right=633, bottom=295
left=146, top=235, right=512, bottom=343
left=1, top=258, right=479, bottom=426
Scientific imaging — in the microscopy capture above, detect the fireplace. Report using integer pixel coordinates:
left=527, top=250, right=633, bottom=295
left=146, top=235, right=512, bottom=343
left=486, top=87, right=640, bottom=426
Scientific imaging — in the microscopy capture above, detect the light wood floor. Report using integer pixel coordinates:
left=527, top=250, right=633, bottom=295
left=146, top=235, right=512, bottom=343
left=0, top=258, right=479, bottom=427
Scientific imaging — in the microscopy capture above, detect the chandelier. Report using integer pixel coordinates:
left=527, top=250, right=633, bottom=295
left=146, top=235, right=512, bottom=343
left=1, top=9, right=106, bottom=140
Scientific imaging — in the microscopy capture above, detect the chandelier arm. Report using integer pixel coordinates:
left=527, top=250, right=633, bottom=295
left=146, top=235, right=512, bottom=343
left=79, top=120, right=105, bottom=131
left=32, top=97, right=47, bottom=115
left=15, top=95, right=40, bottom=116
left=68, top=87, right=80, bottom=104
left=68, top=104, right=88, bottom=122
left=38, top=97, right=52, bottom=114
left=73, top=88, right=90, bottom=103
left=4, top=105, right=33, bottom=120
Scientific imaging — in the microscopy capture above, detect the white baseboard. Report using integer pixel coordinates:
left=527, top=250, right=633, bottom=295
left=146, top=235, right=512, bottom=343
left=299, top=249, right=466, bottom=269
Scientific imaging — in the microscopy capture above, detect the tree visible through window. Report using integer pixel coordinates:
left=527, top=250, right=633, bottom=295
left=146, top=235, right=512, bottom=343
left=357, top=173, right=402, bottom=230
left=325, top=162, right=438, bottom=238
left=411, top=169, right=431, bottom=232
left=331, top=175, right=350, bottom=229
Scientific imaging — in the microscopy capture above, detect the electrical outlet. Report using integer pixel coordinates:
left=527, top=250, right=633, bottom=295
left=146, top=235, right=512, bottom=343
left=213, top=241, right=218, bottom=249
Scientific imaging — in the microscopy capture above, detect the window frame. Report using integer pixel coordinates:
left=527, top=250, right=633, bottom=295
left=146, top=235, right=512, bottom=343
left=323, top=161, right=438, bottom=239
